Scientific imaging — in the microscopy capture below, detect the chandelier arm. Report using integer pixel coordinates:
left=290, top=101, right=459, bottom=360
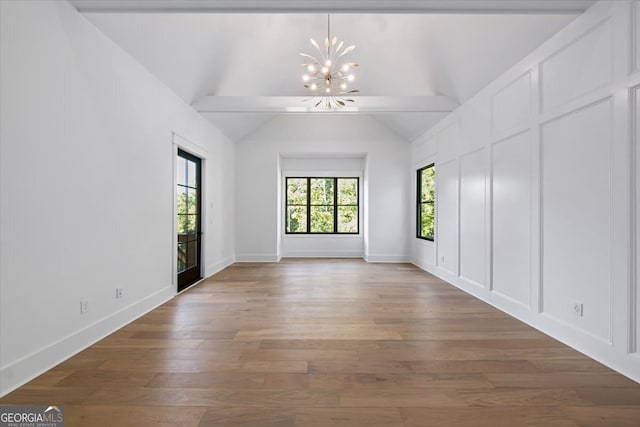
left=299, top=52, right=322, bottom=64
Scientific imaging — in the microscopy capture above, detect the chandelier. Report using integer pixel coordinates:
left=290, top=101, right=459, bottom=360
left=299, top=15, right=359, bottom=109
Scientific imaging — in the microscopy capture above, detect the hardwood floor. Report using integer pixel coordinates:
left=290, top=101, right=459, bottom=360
left=2, top=259, right=639, bottom=426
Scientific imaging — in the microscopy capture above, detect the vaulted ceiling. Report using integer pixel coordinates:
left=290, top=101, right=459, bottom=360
left=70, top=0, right=594, bottom=141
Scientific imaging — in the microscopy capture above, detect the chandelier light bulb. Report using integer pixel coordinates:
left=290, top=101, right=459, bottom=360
left=299, top=14, right=359, bottom=109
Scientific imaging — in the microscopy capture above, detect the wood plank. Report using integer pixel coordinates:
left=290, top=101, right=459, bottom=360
left=258, top=339, right=380, bottom=351
left=574, top=388, right=640, bottom=406
left=147, top=372, right=266, bottom=389
left=99, top=359, right=308, bottom=374
left=198, top=407, right=294, bottom=427
left=339, top=388, right=466, bottom=407
left=459, top=388, right=585, bottom=406
left=239, top=349, right=359, bottom=362
left=400, top=407, right=578, bottom=427
left=308, top=361, right=414, bottom=374
left=308, top=373, right=493, bottom=390
left=295, top=407, right=405, bottom=427
left=409, top=360, right=539, bottom=374
left=485, top=372, right=640, bottom=388
left=234, top=324, right=402, bottom=341
left=83, top=388, right=337, bottom=407
left=562, top=406, right=640, bottom=427
left=55, top=370, right=156, bottom=388
left=1, top=259, right=638, bottom=427
left=0, top=386, right=94, bottom=405
left=528, top=358, right=613, bottom=373
left=66, top=405, right=206, bottom=427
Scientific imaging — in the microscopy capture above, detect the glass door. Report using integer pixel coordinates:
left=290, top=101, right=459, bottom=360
left=177, top=149, right=202, bottom=292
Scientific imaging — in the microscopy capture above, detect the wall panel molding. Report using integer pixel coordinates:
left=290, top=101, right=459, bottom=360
left=436, top=158, right=459, bottom=276
left=540, top=17, right=613, bottom=113
left=491, top=130, right=532, bottom=306
left=437, top=123, right=461, bottom=164
left=411, top=0, right=639, bottom=383
left=632, top=84, right=640, bottom=353
left=633, top=1, right=640, bottom=75
left=459, top=147, right=486, bottom=286
left=541, top=98, right=613, bottom=342
left=491, top=71, right=532, bottom=135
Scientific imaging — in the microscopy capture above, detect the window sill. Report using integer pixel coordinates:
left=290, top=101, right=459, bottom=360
left=284, top=233, right=362, bottom=238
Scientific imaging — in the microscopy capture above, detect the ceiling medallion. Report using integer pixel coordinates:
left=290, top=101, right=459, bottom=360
left=299, top=14, right=359, bottom=110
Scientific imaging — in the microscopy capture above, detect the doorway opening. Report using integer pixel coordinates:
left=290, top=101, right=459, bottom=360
left=177, top=149, right=202, bottom=292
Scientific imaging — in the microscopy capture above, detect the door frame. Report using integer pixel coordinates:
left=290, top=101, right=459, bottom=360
left=172, top=132, right=208, bottom=293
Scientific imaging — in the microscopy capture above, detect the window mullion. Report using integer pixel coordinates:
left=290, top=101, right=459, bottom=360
left=334, top=178, right=338, bottom=233
left=286, top=176, right=358, bottom=235
left=416, top=164, right=435, bottom=241
left=417, top=170, right=421, bottom=238
left=306, top=178, right=311, bottom=233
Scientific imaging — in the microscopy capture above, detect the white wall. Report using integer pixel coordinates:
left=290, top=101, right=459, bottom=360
left=491, top=131, right=532, bottom=306
left=636, top=82, right=640, bottom=355
left=412, top=0, right=640, bottom=382
left=634, top=1, right=640, bottom=367
left=236, top=114, right=410, bottom=262
left=280, top=156, right=365, bottom=258
left=0, top=0, right=235, bottom=396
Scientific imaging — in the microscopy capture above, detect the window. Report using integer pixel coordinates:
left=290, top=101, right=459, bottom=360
left=417, top=164, right=435, bottom=241
left=286, top=177, right=359, bottom=234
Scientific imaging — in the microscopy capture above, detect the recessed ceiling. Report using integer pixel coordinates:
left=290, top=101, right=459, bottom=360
left=71, top=0, right=593, bottom=141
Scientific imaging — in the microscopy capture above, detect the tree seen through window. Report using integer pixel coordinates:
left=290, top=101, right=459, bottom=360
left=417, top=164, right=435, bottom=240
left=286, top=177, right=358, bottom=234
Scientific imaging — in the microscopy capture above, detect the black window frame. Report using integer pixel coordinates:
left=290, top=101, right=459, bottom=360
left=417, top=163, right=435, bottom=241
left=285, top=177, right=360, bottom=234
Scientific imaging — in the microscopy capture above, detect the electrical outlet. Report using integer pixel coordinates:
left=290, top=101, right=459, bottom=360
left=80, top=300, right=89, bottom=315
left=116, top=288, right=124, bottom=299
left=572, top=301, right=583, bottom=317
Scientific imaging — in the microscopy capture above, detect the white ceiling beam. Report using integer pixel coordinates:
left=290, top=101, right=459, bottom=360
left=71, top=0, right=594, bottom=14
left=192, top=96, right=458, bottom=113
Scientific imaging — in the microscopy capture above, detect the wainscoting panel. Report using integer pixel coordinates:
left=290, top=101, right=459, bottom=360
left=438, top=123, right=460, bottom=163
left=412, top=0, right=639, bottom=383
left=541, top=99, right=612, bottom=342
left=491, top=131, right=532, bottom=306
left=635, top=84, right=640, bottom=353
left=635, top=1, right=640, bottom=74
left=436, top=159, right=459, bottom=276
left=459, top=148, right=486, bottom=286
left=460, top=97, right=491, bottom=155
left=491, top=72, right=532, bottom=134
left=413, top=135, right=437, bottom=165
left=541, top=19, right=613, bottom=112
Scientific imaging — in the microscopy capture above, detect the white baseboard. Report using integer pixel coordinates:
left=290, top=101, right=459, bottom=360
left=412, top=257, right=435, bottom=272
left=0, top=286, right=174, bottom=397
left=234, top=254, right=280, bottom=262
left=205, top=255, right=235, bottom=277
left=365, top=254, right=411, bottom=263
left=281, top=250, right=364, bottom=258
left=411, top=262, right=640, bottom=384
